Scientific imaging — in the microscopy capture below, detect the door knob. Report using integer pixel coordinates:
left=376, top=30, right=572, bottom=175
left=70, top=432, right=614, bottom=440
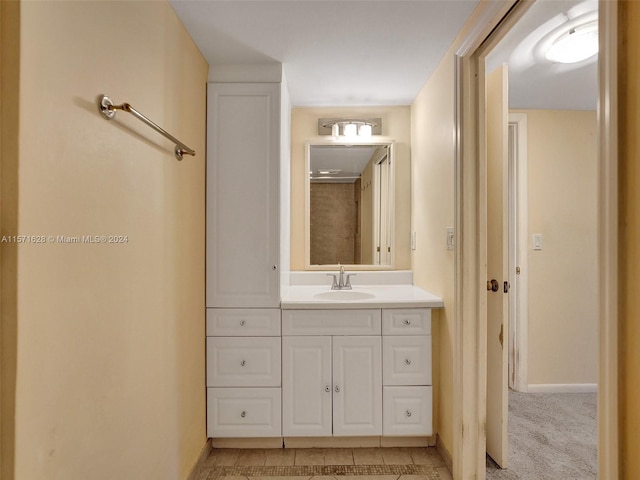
left=487, top=279, right=499, bottom=292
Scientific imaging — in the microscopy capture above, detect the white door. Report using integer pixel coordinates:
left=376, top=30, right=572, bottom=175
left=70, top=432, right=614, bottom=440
left=332, top=336, right=382, bottom=436
left=282, top=336, right=332, bottom=436
left=486, top=63, right=510, bottom=468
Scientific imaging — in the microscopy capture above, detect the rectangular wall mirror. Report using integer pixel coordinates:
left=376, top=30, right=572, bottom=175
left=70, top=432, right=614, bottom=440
left=305, top=140, right=395, bottom=268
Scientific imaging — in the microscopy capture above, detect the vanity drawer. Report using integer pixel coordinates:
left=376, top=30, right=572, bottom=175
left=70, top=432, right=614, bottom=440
left=206, top=308, right=281, bottom=336
left=383, top=336, right=432, bottom=386
left=383, top=386, right=433, bottom=436
left=206, top=337, right=281, bottom=387
left=282, top=309, right=381, bottom=336
left=207, top=387, right=282, bottom=438
left=382, top=309, right=431, bottom=335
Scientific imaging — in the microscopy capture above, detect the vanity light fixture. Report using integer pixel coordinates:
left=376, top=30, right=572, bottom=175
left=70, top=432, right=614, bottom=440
left=318, top=118, right=382, bottom=138
left=545, top=20, right=598, bottom=64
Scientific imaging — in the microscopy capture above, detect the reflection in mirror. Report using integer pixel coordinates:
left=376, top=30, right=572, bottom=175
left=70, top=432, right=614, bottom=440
left=307, top=142, right=394, bottom=267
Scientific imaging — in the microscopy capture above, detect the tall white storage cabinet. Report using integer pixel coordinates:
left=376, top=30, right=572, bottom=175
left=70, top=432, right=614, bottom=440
left=206, top=80, right=290, bottom=439
left=206, top=82, right=287, bottom=307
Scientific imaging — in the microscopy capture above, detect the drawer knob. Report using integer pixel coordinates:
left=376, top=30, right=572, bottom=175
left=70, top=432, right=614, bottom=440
left=241, top=411, right=246, bottom=418
left=240, top=360, right=246, bottom=367
left=405, top=358, right=412, bottom=365
left=240, top=320, right=246, bottom=327
left=335, top=386, right=341, bottom=393
left=406, top=410, right=412, bottom=418
left=325, top=385, right=331, bottom=393
left=403, top=319, right=411, bottom=326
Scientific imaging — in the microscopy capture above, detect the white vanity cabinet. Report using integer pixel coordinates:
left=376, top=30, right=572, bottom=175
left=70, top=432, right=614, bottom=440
left=282, top=310, right=383, bottom=437
left=381, top=308, right=433, bottom=436
left=205, top=78, right=291, bottom=439
left=206, top=309, right=282, bottom=438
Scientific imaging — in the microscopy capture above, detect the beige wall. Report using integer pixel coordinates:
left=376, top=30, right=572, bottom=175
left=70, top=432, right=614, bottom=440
left=290, top=106, right=411, bottom=270
left=620, top=2, right=640, bottom=478
left=411, top=54, right=456, bottom=455
left=514, top=110, right=598, bottom=386
left=1, top=2, right=208, bottom=479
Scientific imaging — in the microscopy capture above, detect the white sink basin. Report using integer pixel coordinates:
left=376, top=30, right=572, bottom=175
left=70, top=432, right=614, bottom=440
left=313, top=290, right=376, bottom=301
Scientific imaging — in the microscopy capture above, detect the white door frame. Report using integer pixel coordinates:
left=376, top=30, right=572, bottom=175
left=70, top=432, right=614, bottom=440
left=452, top=1, right=619, bottom=479
left=508, top=113, right=528, bottom=393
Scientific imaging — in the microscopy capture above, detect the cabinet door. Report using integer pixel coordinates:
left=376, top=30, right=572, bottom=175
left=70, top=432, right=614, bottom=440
left=282, top=336, right=332, bottom=437
left=206, top=83, right=280, bottom=308
left=332, top=336, right=382, bottom=436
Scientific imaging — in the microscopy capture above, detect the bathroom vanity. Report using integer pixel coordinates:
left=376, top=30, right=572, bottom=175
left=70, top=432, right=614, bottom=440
left=205, top=272, right=444, bottom=444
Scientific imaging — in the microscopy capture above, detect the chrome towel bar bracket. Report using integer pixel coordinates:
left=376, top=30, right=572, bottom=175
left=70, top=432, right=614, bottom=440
left=98, top=94, right=195, bottom=161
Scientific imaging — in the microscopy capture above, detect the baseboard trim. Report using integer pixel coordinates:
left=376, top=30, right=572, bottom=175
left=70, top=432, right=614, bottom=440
left=527, top=383, right=598, bottom=393
left=187, top=439, right=212, bottom=480
left=435, top=434, right=453, bottom=473
left=211, top=437, right=283, bottom=449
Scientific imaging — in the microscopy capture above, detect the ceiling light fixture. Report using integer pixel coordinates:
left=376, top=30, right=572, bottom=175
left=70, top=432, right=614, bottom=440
left=545, top=20, right=598, bottom=64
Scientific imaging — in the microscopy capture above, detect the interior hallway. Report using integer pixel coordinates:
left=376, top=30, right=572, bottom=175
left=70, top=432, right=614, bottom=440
left=191, top=447, right=451, bottom=480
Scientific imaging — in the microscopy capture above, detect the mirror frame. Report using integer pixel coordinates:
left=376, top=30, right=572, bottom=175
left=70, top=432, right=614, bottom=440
left=304, top=137, right=396, bottom=271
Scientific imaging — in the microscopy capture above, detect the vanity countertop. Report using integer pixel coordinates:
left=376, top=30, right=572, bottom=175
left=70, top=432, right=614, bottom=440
left=280, top=284, right=444, bottom=310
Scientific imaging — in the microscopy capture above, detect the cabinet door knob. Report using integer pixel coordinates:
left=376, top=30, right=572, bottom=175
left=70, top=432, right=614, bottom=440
left=325, top=385, right=331, bottom=393
left=405, top=358, right=412, bottom=365
left=272, top=265, right=278, bottom=271
left=240, top=360, right=246, bottom=367
left=241, top=411, right=247, bottom=418
left=406, top=410, right=412, bottom=417
left=335, top=386, right=341, bottom=393
left=403, top=319, right=411, bottom=326
left=240, top=320, right=246, bottom=326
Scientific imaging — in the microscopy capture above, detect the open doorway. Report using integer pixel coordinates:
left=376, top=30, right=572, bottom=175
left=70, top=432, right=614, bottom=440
left=483, top=1, right=599, bottom=477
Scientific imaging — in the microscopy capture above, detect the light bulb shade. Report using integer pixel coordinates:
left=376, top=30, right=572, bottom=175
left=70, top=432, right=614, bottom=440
left=343, top=123, right=357, bottom=137
left=331, top=124, right=340, bottom=138
left=358, top=124, right=372, bottom=137
left=546, top=22, right=598, bottom=64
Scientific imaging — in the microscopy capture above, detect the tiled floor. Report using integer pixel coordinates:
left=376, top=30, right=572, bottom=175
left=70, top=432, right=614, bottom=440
left=192, top=447, right=452, bottom=480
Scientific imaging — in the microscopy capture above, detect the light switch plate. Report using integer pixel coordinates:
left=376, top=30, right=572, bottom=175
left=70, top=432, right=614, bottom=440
left=533, top=233, right=543, bottom=251
left=446, top=227, right=455, bottom=250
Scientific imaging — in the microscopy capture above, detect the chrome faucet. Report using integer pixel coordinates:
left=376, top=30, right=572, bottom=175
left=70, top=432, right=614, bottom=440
left=327, top=265, right=356, bottom=290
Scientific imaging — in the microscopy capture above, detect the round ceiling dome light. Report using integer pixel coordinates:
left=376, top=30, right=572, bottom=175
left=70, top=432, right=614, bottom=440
left=545, top=21, right=598, bottom=64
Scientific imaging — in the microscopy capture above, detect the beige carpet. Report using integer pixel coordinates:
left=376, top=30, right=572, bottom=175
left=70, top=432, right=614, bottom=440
left=486, top=391, right=597, bottom=480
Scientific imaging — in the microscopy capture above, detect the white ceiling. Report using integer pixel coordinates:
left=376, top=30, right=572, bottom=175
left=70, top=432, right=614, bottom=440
left=170, top=0, right=598, bottom=110
left=169, top=0, right=479, bottom=106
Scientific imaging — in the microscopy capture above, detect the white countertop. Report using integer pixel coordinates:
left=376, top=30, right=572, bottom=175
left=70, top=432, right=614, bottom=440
left=280, top=284, right=444, bottom=309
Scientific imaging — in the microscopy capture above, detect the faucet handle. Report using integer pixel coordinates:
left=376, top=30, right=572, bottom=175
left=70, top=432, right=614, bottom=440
left=345, top=273, right=356, bottom=289
left=326, top=273, right=338, bottom=290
